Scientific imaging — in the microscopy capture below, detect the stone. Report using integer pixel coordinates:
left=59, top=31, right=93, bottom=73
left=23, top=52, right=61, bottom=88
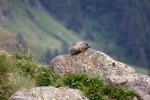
left=126, top=73, right=150, bottom=100
left=50, top=50, right=135, bottom=84
left=9, top=86, right=88, bottom=100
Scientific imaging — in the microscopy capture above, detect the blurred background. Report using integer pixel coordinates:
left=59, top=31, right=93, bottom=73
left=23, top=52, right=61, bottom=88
left=0, top=0, right=150, bottom=75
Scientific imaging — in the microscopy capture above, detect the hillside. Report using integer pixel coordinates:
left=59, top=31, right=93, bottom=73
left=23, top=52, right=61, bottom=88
left=0, top=0, right=81, bottom=52
left=0, top=0, right=150, bottom=73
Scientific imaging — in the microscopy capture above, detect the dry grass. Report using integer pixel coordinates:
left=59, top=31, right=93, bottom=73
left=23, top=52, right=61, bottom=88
left=0, top=26, right=18, bottom=52
left=0, top=26, right=42, bottom=59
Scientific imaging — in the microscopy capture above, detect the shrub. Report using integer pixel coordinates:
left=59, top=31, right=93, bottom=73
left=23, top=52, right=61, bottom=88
left=0, top=54, right=14, bottom=84
left=83, top=76, right=106, bottom=100
left=0, top=54, right=13, bottom=76
left=14, top=52, right=39, bottom=77
left=83, top=76, right=103, bottom=89
left=0, top=51, right=39, bottom=99
left=0, top=82, right=14, bottom=100
left=36, top=71, right=54, bottom=86
left=63, top=73, right=87, bottom=89
left=103, top=85, right=138, bottom=100
left=12, top=71, right=35, bottom=90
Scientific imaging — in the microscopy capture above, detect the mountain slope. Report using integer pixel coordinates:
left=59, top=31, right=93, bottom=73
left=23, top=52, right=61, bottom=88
left=0, top=0, right=81, bottom=52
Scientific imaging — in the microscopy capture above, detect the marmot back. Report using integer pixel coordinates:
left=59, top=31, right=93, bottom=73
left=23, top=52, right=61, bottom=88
left=69, top=41, right=91, bottom=55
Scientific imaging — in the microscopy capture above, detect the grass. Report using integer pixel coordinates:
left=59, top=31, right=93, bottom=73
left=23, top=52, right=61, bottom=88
left=36, top=72, right=139, bottom=100
left=132, top=66, right=149, bottom=75
left=0, top=51, right=48, bottom=100
left=0, top=0, right=81, bottom=52
left=0, top=32, right=50, bottom=99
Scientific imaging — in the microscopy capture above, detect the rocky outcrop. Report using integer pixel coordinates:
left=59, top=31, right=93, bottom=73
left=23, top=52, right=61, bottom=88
left=9, top=86, right=88, bottom=100
left=50, top=50, right=150, bottom=100
left=126, top=73, right=150, bottom=100
left=50, top=50, right=135, bottom=84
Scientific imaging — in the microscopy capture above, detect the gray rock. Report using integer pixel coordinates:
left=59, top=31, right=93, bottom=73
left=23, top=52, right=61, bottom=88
left=50, top=50, right=135, bottom=84
left=9, top=86, right=88, bottom=100
left=50, top=50, right=150, bottom=100
left=126, top=73, right=150, bottom=100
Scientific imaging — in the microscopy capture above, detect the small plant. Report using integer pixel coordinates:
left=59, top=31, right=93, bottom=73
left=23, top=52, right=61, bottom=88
left=36, top=71, right=54, bottom=86
left=0, top=54, right=14, bottom=84
left=0, top=81, right=14, bottom=100
left=103, top=85, right=138, bottom=100
left=83, top=76, right=103, bottom=88
left=63, top=73, right=87, bottom=89
left=0, top=54, right=12, bottom=75
left=86, top=91, right=106, bottom=100
left=14, top=52, right=39, bottom=77
left=83, top=76, right=106, bottom=100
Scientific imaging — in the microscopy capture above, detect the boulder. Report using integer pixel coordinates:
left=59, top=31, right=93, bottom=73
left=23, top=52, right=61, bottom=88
left=50, top=50, right=150, bottom=100
left=9, top=86, right=88, bottom=100
left=126, top=73, right=150, bottom=100
left=50, top=50, right=135, bottom=84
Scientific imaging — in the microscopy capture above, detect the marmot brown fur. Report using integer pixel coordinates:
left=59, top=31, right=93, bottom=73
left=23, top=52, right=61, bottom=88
left=69, top=41, right=91, bottom=55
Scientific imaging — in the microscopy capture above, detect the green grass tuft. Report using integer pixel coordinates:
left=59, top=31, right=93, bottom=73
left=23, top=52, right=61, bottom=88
left=36, top=72, right=138, bottom=100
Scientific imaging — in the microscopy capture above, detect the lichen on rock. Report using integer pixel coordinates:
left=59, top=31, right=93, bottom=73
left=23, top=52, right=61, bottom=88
left=50, top=50, right=135, bottom=85
left=9, top=86, right=88, bottom=100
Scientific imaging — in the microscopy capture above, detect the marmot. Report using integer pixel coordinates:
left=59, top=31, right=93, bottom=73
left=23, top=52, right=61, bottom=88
left=69, top=41, right=91, bottom=55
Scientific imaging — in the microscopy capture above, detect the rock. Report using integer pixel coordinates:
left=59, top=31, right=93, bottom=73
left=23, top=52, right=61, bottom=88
left=50, top=50, right=135, bottom=84
left=126, top=73, right=150, bottom=100
left=49, top=50, right=150, bottom=100
left=9, top=86, right=88, bottom=100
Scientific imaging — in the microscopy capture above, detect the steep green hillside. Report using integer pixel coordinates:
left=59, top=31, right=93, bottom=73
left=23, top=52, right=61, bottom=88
left=0, top=0, right=81, bottom=52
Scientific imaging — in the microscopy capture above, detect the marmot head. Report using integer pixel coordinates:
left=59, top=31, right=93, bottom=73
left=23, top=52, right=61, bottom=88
left=80, top=41, right=91, bottom=50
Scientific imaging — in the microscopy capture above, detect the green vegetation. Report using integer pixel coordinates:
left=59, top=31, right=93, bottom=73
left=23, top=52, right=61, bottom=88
left=36, top=71, right=54, bottom=86
left=0, top=52, right=45, bottom=100
left=37, top=72, right=138, bottom=100
left=0, top=54, right=14, bottom=100
left=1, top=0, right=81, bottom=52
left=132, top=66, right=149, bottom=75
left=0, top=51, right=139, bottom=100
